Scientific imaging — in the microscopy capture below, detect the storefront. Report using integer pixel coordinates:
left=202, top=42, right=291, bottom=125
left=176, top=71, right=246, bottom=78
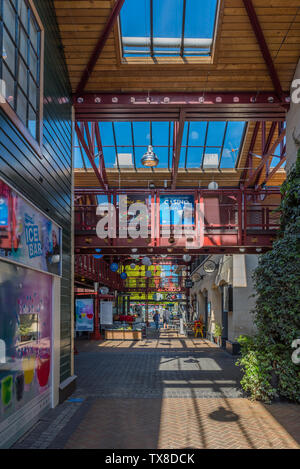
left=0, top=178, right=61, bottom=447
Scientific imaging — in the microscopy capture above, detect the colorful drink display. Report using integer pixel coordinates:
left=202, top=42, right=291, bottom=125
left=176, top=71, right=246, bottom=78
left=75, top=299, right=94, bottom=332
left=0, top=261, right=52, bottom=421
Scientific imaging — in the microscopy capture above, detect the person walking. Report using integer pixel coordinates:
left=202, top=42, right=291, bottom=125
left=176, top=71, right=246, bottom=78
left=163, top=309, right=171, bottom=329
left=153, top=310, right=160, bottom=331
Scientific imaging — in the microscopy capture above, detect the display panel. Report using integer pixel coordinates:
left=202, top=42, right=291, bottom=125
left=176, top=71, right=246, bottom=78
left=0, top=261, right=52, bottom=424
left=75, top=298, right=94, bottom=332
left=0, top=179, right=62, bottom=276
left=100, top=301, right=113, bottom=325
left=160, top=195, right=194, bottom=225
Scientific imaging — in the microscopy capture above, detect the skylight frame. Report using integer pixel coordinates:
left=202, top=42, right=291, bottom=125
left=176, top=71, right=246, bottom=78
left=74, top=120, right=247, bottom=173
left=118, top=0, right=221, bottom=63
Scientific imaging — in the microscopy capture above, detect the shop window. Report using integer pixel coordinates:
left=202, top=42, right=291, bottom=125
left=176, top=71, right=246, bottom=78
left=0, top=0, right=43, bottom=148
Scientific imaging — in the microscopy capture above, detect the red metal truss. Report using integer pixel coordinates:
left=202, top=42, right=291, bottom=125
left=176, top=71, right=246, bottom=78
left=75, top=122, right=108, bottom=190
left=242, top=0, right=283, bottom=98
left=94, top=122, right=109, bottom=187
left=258, top=148, right=286, bottom=189
left=73, top=92, right=289, bottom=122
left=240, top=121, right=260, bottom=184
left=245, top=125, right=286, bottom=188
left=171, top=110, right=185, bottom=190
left=76, top=0, right=126, bottom=94
left=75, top=254, right=125, bottom=290
left=74, top=187, right=281, bottom=253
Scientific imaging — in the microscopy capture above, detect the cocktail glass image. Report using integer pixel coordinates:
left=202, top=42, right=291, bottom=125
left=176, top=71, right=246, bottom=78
left=22, top=356, right=35, bottom=385
left=1, top=375, right=13, bottom=407
left=15, top=372, right=25, bottom=401
left=36, top=351, right=50, bottom=388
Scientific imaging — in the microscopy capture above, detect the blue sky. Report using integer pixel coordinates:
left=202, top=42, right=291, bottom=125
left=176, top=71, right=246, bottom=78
left=120, top=0, right=218, bottom=56
left=74, top=121, right=246, bottom=170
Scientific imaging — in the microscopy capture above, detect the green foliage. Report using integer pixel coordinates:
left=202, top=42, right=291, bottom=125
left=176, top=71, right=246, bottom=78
left=236, top=152, right=300, bottom=403
left=214, top=323, right=222, bottom=337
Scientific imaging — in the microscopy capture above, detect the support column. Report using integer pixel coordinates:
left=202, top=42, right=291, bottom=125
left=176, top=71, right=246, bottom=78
left=127, top=295, right=130, bottom=314
left=91, top=292, right=102, bottom=340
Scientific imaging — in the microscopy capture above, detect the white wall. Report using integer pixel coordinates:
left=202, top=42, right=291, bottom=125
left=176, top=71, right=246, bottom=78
left=191, top=254, right=258, bottom=341
left=287, top=59, right=300, bottom=172
left=191, top=255, right=222, bottom=336
left=231, top=255, right=258, bottom=341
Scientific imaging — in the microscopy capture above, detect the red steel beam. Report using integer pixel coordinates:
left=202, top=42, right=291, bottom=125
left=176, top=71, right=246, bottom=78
left=245, top=127, right=286, bottom=188
left=94, top=122, right=109, bottom=187
left=75, top=122, right=107, bottom=190
left=74, top=92, right=288, bottom=106
left=171, top=110, right=186, bottom=190
left=76, top=0, right=125, bottom=94
left=258, top=147, right=286, bottom=189
left=74, top=93, right=288, bottom=122
left=242, top=0, right=283, bottom=98
left=240, top=121, right=260, bottom=184
left=252, top=121, right=278, bottom=186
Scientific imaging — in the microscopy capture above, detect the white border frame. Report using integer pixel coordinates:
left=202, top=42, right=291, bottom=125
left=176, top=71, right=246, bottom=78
left=0, top=175, right=62, bottom=278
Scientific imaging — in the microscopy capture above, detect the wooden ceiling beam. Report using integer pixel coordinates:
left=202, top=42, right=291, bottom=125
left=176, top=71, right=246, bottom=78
left=75, top=0, right=125, bottom=94
left=242, top=0, right=284, bottom=98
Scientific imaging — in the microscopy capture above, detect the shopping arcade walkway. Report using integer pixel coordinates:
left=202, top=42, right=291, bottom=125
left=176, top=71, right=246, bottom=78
left=13, top=332, right=300, bottom=449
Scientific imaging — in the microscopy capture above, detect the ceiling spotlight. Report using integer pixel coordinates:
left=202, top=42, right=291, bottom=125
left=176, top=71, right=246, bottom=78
left=131, top=248, right=138, bottom=253
left=141, top=145, right=159, bottom=167
left=149, top=182, right=155, bottom=189
left=183, top=254, right=192, bottom=262
left=239, top=247, right=246, bottom=253
left=256, top=248, right=262, bottom=253
left=208, top=181, right=219, bottom=190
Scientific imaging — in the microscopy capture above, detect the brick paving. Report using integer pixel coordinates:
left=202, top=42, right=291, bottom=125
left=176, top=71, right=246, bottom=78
left=12, top=334, right=300, bottom=449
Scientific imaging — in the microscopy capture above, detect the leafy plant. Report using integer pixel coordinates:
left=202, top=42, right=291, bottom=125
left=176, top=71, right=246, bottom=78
left=236, top=153, right=300, bottom=403
left=214, top=323, right=222, bottom=337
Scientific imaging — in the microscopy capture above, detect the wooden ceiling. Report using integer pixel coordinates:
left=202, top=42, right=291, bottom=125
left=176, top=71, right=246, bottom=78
left=54, top=0, right=300, bottom=93
left=54, top=0, right=294, bottom=188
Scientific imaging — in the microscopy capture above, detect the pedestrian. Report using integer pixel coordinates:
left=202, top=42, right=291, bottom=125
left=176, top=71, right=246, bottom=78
left=153, top=310, right=160, bottom=330
left=163, top=309, right=171, bottom=329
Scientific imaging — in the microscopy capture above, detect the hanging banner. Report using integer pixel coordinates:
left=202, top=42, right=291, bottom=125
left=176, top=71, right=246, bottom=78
left=0, top=179, right=62, bottom=276
left=75, top=298, right=94, bottom=332
left=0, top=261, right=52, bottom=426
left=160, top=195, right=194, bottom=225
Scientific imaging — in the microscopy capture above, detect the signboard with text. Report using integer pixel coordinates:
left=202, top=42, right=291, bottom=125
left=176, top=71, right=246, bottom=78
left=0, top=179, right=62, bottom=276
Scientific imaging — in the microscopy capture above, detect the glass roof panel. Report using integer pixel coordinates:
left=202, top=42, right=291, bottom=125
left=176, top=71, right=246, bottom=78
left=184, top=0, right=218, bottom=39
left=220, top=122, right=246, bottom=169
left=206, top=121, right=226, bottom=147
left=153, top=0, right=183, bottom=38
left=120, top=0, right=219, bottom=58
left=75, top=120, right=246, bottom=171
left=188, top=122, right=207, bottom=147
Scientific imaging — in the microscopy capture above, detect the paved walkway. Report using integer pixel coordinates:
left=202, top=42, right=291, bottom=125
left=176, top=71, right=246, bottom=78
left=12, top=333, right=300, bottom=449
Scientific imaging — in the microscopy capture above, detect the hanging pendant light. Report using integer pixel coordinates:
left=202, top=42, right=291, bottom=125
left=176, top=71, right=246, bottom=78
left=141, top=145, right=159, bottom=167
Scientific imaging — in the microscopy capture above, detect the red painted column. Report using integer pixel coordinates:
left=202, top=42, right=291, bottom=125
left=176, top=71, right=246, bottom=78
left=91, top=292, right=102, bottom=340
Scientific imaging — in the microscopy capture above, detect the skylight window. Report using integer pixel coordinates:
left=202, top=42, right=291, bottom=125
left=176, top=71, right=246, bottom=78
left=74, top=121, right=246, bottom=172
left=119, top=0, right=219, bottom=59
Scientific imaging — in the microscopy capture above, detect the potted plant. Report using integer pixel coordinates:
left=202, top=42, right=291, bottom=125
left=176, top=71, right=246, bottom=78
left=214, top=324, right=222, bottom=346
